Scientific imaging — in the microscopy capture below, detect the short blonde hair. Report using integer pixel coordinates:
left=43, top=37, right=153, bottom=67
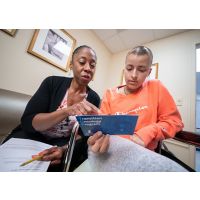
left=126, top=46, right=153, bottom=66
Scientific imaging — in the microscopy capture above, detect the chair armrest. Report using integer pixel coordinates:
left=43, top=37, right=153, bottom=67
left=174, top=130, right=200, bottom=148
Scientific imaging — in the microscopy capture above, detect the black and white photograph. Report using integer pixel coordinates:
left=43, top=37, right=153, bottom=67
left=42, top=29, right=68, bottom=60
left=27, top=29, right=76, bottom=71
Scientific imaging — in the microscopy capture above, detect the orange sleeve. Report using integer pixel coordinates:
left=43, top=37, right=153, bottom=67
left=136, top=82, right=184, bottom=147
left=100, top=89, right=112, bottom=114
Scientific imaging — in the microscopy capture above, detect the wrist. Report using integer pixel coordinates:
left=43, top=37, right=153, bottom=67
left=61, top=144, right=68, bottom=152
left=60, top=108, right=70, bottom=118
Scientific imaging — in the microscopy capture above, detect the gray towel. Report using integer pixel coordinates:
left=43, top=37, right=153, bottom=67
left=88, top=136, right=187, bottom=172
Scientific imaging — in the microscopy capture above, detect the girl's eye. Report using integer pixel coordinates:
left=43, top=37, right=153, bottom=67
left=138, top=69, right=146, bottom=72
left=126, top=66, right=132, bottom=71
left=138, top=68, right=148, bottom=73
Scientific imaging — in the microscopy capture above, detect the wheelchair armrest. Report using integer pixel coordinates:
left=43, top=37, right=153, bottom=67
left=174, top=130, right=200, bottom=148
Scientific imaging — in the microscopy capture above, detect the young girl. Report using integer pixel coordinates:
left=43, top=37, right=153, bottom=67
left=88, top=46, right=183, bottom=152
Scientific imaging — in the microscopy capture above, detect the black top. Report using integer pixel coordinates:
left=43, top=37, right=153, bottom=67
left=5, top=76, right=100, bottom=171
left=7, top=76, right=100, bottom=146
left=21, top=76, right=100, bottom=133
left=5, top=76, right=194, bottom=172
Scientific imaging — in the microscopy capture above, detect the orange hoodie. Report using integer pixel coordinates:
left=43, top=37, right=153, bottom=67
left=100, top=79, right=184, bottom=150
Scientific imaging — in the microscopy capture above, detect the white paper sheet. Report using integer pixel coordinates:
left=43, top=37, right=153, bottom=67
left=0, top=138, right=52, bottom=172
left=88, top=136, right=188, bottom=172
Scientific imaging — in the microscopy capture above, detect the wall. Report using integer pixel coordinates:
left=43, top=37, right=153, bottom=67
left=197, top=72, right=200, bottom=94
left=163, top=139, right=196, bottom=170
left=1, top=29, right=199, bottom=131
left=196, top=72, right=200, bottom=130
left=0, top=29, right=111, bottom=98
left=107, top=30, right=200, bottom=132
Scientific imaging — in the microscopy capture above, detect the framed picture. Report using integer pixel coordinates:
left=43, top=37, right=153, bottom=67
left=120, top=63, right=159, bottom=84
left=1, top=29, right=17, bottom=36
left=120, top=69, right=126, bottom=85
left=149, top=63, right=159, bottom=80
left=27, top=29, right=76, bottom=72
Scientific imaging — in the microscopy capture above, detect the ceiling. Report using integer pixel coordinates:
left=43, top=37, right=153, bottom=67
left=92, top=29, right=191, bottom=54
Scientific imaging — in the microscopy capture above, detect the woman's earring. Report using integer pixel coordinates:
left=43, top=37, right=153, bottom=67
left=67, top=65, right=74, bottom=77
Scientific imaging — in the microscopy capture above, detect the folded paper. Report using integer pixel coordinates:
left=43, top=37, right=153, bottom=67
left=76, top=115, right=138, bottom=136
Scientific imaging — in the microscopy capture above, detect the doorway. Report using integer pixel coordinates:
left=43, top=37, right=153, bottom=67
left=196, top=44, right=200, bottom=133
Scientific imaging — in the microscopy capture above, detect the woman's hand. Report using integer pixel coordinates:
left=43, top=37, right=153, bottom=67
left=32, top=145, right=67, bottom=165
left=87, top=131, right=110, bottom=153
left=130, top=134, right=145, bottom=147
left=65, top=99, right=101, bottom=116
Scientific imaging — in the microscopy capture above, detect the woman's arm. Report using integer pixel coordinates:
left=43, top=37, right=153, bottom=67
left=32, top=109, right=68, bottom=132
left=34, top=132, right=110, bottom=165
left=21, top=76, right=100, bottom=132
left=32, top=100, right=100, bottom=132
left=21, top=77, right=53, bottom=133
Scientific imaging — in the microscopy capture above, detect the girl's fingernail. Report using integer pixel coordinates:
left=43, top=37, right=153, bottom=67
left=98, top=132, right=102, bottom=136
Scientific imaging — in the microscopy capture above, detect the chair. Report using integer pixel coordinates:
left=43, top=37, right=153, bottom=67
left=157, top=130, right=200, bottom=172
left=0, top=88, right=31, bottom=143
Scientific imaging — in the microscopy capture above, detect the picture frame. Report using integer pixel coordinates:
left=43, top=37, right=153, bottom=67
left=27, top=29, right=76, bottom=72
left=120, top=69, right=126, bottom=85
left=120, top=63, right=159, bottom=85
left=1, top=29, right=17, bottom=36
left=149, top=63, right=159, bottom=80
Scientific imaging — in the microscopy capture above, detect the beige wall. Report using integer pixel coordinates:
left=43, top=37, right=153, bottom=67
left=0, top=29, right=111, bottom=98
left=107, top=30, right=200, bottom=132
left=1, top=29, right=199, bottom=132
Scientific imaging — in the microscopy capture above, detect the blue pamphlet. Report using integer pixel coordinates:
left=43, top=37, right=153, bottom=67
left=76, top=115, right=138, bottom=136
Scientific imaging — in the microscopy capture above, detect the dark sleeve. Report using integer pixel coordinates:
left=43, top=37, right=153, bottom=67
left=94, top=94, right=101, bottom=108
left=21, top=76, right=53, bottom=133
left=87, top=89, right=101, bottom=108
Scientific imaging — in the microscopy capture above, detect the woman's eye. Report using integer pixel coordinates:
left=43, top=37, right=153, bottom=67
left=90, top=63, right=96, bottom=68
left=79, top=61, right=85, bottom=65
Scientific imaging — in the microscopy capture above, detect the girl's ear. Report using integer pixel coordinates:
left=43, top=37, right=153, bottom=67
left=148, top=68, right=152, bottom=76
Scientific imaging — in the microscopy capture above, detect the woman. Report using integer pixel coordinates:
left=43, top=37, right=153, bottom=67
left=6, top=45, right=109, bottom=171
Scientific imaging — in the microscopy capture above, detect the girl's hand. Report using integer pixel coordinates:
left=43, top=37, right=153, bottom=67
left=87, top=131, right=110, bottom=153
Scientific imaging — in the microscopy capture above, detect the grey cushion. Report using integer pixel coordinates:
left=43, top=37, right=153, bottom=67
left=0, top=88, right=31, bottom=140
left=88, top=136, right=188, bottom=172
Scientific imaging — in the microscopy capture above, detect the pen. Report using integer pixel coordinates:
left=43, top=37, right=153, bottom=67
left=20, top=155, right=43, bottom=167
